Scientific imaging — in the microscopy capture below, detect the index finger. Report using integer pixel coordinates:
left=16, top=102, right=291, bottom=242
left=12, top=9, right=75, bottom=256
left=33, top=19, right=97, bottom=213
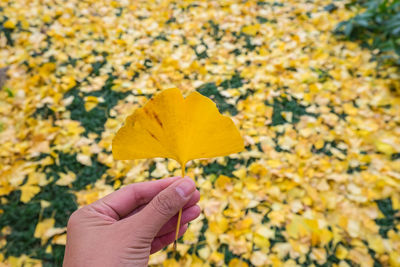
left=96, top=176, right=182, bottom=220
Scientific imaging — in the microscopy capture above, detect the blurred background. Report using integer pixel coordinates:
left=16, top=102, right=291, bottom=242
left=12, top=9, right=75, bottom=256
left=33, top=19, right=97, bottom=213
left=0, top=0, right=399, bottom=266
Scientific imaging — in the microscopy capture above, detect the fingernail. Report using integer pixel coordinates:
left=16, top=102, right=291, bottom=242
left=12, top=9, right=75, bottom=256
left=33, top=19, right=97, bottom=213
left=176, top=179, right=195, bottom=198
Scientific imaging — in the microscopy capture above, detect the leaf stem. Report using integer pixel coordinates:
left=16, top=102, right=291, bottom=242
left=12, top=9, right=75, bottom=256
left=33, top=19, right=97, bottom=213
left=173, top=166, right=185, bottom=251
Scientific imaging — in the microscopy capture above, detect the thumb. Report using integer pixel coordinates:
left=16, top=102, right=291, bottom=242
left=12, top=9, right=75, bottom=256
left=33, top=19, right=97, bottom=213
left=134, top=177, right=196, bottom=237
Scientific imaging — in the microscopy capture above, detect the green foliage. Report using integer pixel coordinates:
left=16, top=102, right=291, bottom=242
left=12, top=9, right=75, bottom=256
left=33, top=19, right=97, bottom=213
left=268, top=94, right=317, bottom=126
left=197, top=83, right=238, bottom=115
left=0, top=17, right=14, bottom=46
left=335, top=0, right=400, bottom=66
left=64, top=75, right=129, bottom=135
left=269, top=226, right=286, bottom=247
left=4, top=88, right=13, bottom=97
left=202, top=158, right=244, bottom=177
left=311, top=67, right=333, bottom=83
left=217, top=244, right=251, bottom=265
left=375, top=198, right=400, bottom=238
left=0, top=151, right=110, bottom=263
left=256, top=16, right=269, bottom=23
left=205, top=20, right=224, bottom=42
left=324, top=3, right=338, bottom=13
left=197, top=82, right=233, bottom=113
left=232, top=31, right=258, bottom=52
left=0, top=184, right=76, bottom=264
left=312, top=140, right=348, bottom=159
left=0, top=191, right=42, bottom=258
left=192, top=41, right=209, bottom=59
left=48, top=152, right=108, bottom=190
left=220, top=73, right=243, bottom=89
left=197, top=73, right=253, bottom=116
left=32, top=104, right=56, bottom=120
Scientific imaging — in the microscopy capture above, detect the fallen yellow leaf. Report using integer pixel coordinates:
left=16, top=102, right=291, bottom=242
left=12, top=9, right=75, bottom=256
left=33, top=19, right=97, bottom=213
left=3, top=20, right=15, bottom=29
left=34, top=218, right=55, bottom=245
left=20, top=185, right=40, bottom=203
left=55, top=171, right=76, bottom=186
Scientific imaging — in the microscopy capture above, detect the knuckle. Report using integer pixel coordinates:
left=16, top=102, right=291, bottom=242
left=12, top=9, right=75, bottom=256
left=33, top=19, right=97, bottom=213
left=151, top=193, right=176, bottom=217
left=67, top=210, right=81, bottom=228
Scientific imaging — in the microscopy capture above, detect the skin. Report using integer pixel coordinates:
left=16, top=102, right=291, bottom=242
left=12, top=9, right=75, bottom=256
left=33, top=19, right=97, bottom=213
left=63, top=177, right=200, bottom=267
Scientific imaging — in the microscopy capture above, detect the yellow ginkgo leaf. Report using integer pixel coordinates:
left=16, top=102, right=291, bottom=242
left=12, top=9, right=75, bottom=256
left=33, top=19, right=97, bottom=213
left=20, top=184, right=40, bottom=203
left=112, top=88, right=244, bottom=166
left=34, top=218, right=55, bottom=245
left=55, top=171, right=76, bottom=186
left=229, top=258, right=249, bottom=267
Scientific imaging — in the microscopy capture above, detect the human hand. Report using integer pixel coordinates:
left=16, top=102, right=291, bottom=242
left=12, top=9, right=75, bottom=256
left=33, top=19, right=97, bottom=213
left=63, top=177, right=200, bottom=267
